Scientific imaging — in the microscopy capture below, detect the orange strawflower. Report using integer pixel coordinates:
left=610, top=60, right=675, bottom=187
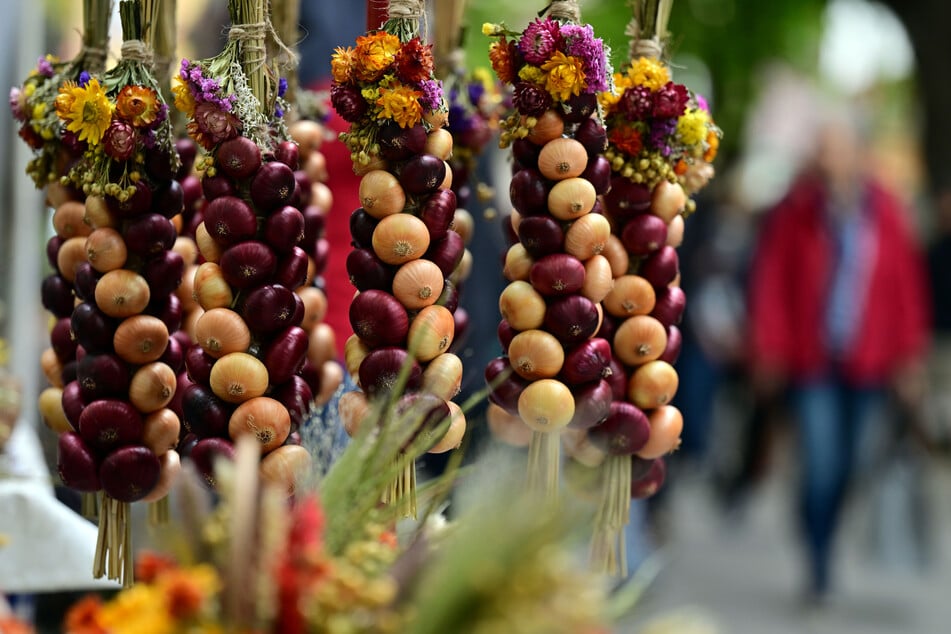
left=704, top=129, right=720, bottom=163
left=376, top=85, right=424, bottom=128
left=135, top=551, right=178, bottom=584
left=331, top=46, right=357, bottom=84
left=489, top=38, right=517, bottom=85
left=353, top=32, right=401, bottom=82
left=63, top=595, right=107, bottom=634
left=609, top=125, right=643, bottom=157
left=115, top=85, right=160, bottom=128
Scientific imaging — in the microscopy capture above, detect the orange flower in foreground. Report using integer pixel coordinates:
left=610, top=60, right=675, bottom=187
left=63, top=595, right=107, bottom=634
left=704, top=129, right=720, bottom=163
left=115, top=85, right=160, bottom=128
left=489, top=38, right=517, bottom=85
left=353, top=31, right=401, bottom=82
left=135, top=551, right=178, bottom=584
left=0, top=617, right=33, bottom=634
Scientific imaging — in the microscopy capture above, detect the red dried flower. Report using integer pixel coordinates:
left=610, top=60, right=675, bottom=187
left=489, top=38, right=518, bottom=85
left=652, top=81, right=689, bottom=119
left=394, top=38, right=435, bottom=84
left=330, top=83, right=367, bottom=123
left=513, top=81, right=552, bottom=117
left=609, top=124, right=644, bottom=156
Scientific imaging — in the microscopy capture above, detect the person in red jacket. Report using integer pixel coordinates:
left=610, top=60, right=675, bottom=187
left=747, top=113, right=931, bottom=600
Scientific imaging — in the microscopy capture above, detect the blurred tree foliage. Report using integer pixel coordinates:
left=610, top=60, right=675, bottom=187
left=463, top=0, right=826, bottom=162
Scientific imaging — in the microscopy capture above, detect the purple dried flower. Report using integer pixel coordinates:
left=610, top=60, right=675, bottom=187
left=619, top=85, right=653, bottom=120
left=330, top=83, right=366, bottom=122
left=9, top=87, right=26, bottom=122
left=419, top=79, right=444, bottom=112
left=37, top=56, right=55, bottom=78
left=103, top=120, right=136, bottom=161
left=278, top=77, right=288, bottom=97
left=274, top=104, right=284, bottom=119
left=653, top=82, right=689, bottom=119
left=447, top=104, right=474, bottom=134
left=513, top=81, right=552, bottom=117
left=519, top=18, right=560, bottom=64
left=78, top=71, right=91, bottom=87
left=649, top=117, right=678, bottom=150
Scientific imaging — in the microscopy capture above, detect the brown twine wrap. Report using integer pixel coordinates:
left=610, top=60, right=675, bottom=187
left=83, top=46, right=109, bottom=71
left=550, top=0, right=580, bottom=23
left=120, top=39, right=153, bottom=67
left=388, top=0, right=424, bottom=19
left=625, top=16, right=665, bottom=60
left=229, top=21, right=268, bottom=73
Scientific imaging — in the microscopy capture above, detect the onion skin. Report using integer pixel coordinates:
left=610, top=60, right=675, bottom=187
left=544, top=295, right=600, bottom=344
left=142, top=408, right=181, bottom=456
left=228, top=397, right=291, bottom=453
left=561, top=338, right=613, bottom=385
left=242, top=284, right=302, bottom=334
left=349, top=290, right=409, bottom=348
left=78, top=399, right=144, bottom=454
left=639, top=246, right=680, bottom=290
left=568, top=379, right=613, bottom=430
left=270, top=375, right=314, bottom=425
left=636, top=405, right=683, bottom=459
left=219, top=241, right=278, bottom=290
left=251, top=160, right=297, bottom=211
left=358, top=347, right=423, bottom=398
left=631, top=457, right=667, bottom=499
left=651, top=286, right=687, bottom=328
left=263, top=326, right=309, bottom=385
left=140, top=450, right=182, bottom=503
left=660, top=325, right=683, bottom=365
left=203, top=196, right=259, bottom=246
left=529, top=254, right=586, bottom=297
left=181, top=383, right=233, bottom=438
left=517, top=379, right=575, bottom=432
left=259, top=444, right=311, bottom=496
left=628, top=360, right=679, bottom=409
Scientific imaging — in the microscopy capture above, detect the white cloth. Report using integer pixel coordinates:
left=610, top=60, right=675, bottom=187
left=0, top=423, right=118, bottom=593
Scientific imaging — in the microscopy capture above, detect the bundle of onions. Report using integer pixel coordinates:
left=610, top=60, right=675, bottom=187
left=582, top=0, right=721, bottom=575
left=484, top=7, right=612, bottom=501
left=332, top=1, right=468, bottom=516
left=48, top=0, right=189, bottom=587
left=171, top=0, right=319, bottom=500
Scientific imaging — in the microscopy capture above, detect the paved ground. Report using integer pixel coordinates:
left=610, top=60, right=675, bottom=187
left=622, top=451, right=951, bottom=634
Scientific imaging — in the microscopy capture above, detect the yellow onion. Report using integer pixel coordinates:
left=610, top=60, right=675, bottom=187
left=525, top=110, right=564, bottom=144
left=564, top=212, right=610, bottom=260
left=340, top=389, right=370, bottom=437
left=228, top=396, right=291, bottom=453
left=359, top=170, right=406, bottom=218
left=393, top=259, right=445, bottom=310
left=195, top=222, right=223, bottom=263
left=487, top=403, right=533, bottom=447
left=210, top=352, right=270, bottom=403
left=503, top=243, right=534, bottom=282
left=84, top=228, right=127, bottom=273
left=538, top=137, right=588, bottom=181
left=603, top=275, right=656, bottom=318
left=421, top=352, right=463, bottom=400
left=194, top=308, right=251, bottom=358
left=94, top=269, right=150, bottom=318
left=113, top=315, right=169, bottom=365
left=548, top=177, right=596, bottom=220
left=581, top=254, right=614, bottom=303
left=372, top=213, right=431, bottom=265
left=508, top=329, right=565, bottom=380
left=52, top=201, right=92, bottom=239
left=627, top=360, right=679, bottom=409
left=142, top=408, right=181, bottom=456
left=128, top=362, right=177, bottom=413
left=407, top=305, right=455, bottom=362
left=315, top=360, right=344, bottom=406
left=517, top=378, right=575, bottom=432
left=259, top=444, right=312, bottom=496
left=614, top=315, right=667, bottom=366
left=636, top=405, right=683, bottom=459
left=428, top=401, right=466, bottom=453
left=498, top=280, right=546, bottom=331
left=38, top=386, right=72, bottom=433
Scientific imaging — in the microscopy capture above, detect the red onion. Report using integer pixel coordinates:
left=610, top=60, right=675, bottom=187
left=659, top=325, right=683, bottom=365
left=561, top=338, right=613, bottom=384
left=529, top=253, right=586, bottom=296
left=168, top=372, right=193, bottom=419
left=296, top=358, right=321, bottom=395
left=159, top=335, right=185, bottom=374
left=203, top=196, right=258, bottom=246
left=274, top=246, right=310, bottom=290
left=181, top=174, right=202, bottom=209
left=41, top=274, right=75, bottom=319
left=436, top=279, right=459, bottom=314
left=544, top=295, right=600, bottom=344
left=512, top=137, right=541, bottom=169
left=77, top=353, right=130, bottom=401
left=57, top=432, right=100, bottom=492
left=182, top=383, right=233, bottom=439
left=100, top=445, right=161, bottom=502
left=399, top=154, right=447, bottom=195
left=217, top=136, right=262, bottom=180
left=264, top=206, right=306, bottom=253
left=73, top=262, right=100, bottom=301
left=568, top=379, right=613, bottom=429
left=518, top=215, right=565, bottom=259
left=575, top=117, right=607, bottom=156
left=651, top=285, right=686, bottom=327
left=346, top=248, right=395, bottom=292
left=201, top=174, right=237, bottom=201
left=349, top=208, right=378, bottom=248
left=185, top=344, right=215, bottom=385
left=485, top=356, right=528, bottom=415
left=220, top=241, right=278, bottom=289
left=143, top=251, right=185, bottom=298
left=147, top=291, right=183, bottom=334
left=78, top=398, right=143, bottom=453
left=270, top=376, right=313, bottom=425
left=426, top=230, right=465, bottom=278
left=587, top=401, right=650, bottom=456
left=302, top=205, right=327, bottom=248
left=50, top=317, right=78, bottom=362
left=61, top=361, right=78, bottom=385
left=251, top=160, right=297, bottom=211
left=61, top=380, right=86, bottom=428
left=190, top=437, right=235, bottom=488
left=509, top=168, right=550, bottom=216
left=241, top=285, right=302, bottom=334
left=293, top=171, right=312, bottom=208
left=621, top=213, right=668, bottom=256
left=451, top=307, right=469, bottom=351
left=605, top=355, right=628, bottom=400
left=264, top=326, right=309, bottom=385
left=497, top=320, right=517, bottom=352
left=71, top=303, right=116, bottom=354
left=378, top=121, right=427, bottom=160
left=153, top=179, right=185, bottom=219
left=420, top=189, right=457, bottom=239
left=109, top=181, right=152, bottom=218
left=349, top=290, right=409, bottom=348
left=604, top=176, right=651, bottom=222
left=640, top=246, right=680, bottom=290
left=563, top=93, right=599, bottom=124
left=46, top=236, right=64, bottom=270
left=145, top=148, right=176, bottom=184
left=631, top=457, right=666, bottom=499
left=581, top=155, right=612, bottom=196
left=358, top=347, right=423, bottom=398
left=274, top=140, right=300, bottom=170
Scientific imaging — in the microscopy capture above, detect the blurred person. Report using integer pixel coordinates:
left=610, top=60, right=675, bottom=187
left=747, top=107, right=931, bottom=601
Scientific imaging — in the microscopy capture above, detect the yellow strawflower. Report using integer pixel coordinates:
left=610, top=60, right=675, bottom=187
left=57, top=78, right=113, bottom=145
left=354, top=32, right=401, bottom=82
left=676, top=109, right=710, bottom=146
left=331, top=46, right=357, bottom=84
left=518, top=65, right=546, bottom=85
left=376, top=85, right=423, bottom=128
left=541, top=51, right=586, bottom=101
left=172, top=74, right=196, bottom=117
left=627, top=57, right=670, bottom=92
